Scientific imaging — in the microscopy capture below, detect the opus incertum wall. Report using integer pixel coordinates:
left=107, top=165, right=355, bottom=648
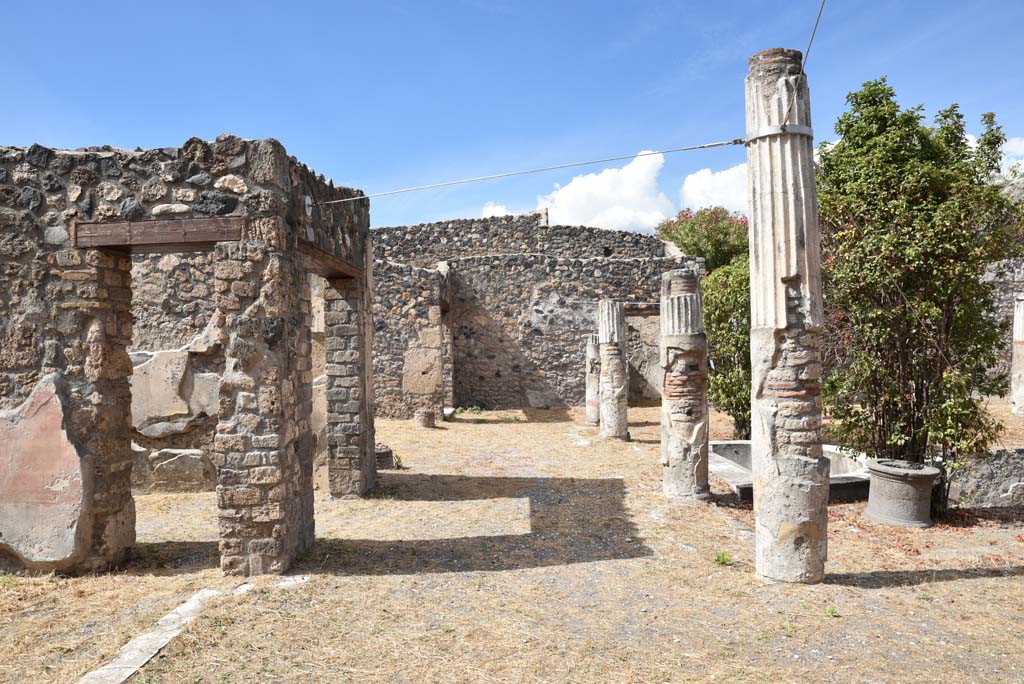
left=0, top=135, right=374, bottom=576
left=371, top=212, right=700, bottom=415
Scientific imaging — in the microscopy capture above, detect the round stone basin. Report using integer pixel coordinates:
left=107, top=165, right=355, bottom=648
left=708, top=440, right=870, bottom=502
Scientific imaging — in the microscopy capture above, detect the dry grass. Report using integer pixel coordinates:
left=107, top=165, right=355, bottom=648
left=2, top=406, right=1023, bottom=684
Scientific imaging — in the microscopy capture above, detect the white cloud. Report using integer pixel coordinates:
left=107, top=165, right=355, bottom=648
left=480, top=201, right=511, bottom=218
left=679, top=162, right=748, bottom=214
left=1003, top=137, right=1024, bottom=175
left=535, top=152, right=675, bottom=231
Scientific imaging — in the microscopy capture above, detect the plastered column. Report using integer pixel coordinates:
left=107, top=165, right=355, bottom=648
left=745, top=48, right=828, bottom=583
left=1011, top=295, right=1024, bottom=416
left=660, top=268, right=710, bottom=501
left=598, top=300, right=629, bottom=440
left=584, top=333, right=600, bottom=425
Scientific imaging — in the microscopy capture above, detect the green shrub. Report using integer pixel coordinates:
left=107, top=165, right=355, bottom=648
left=818, top=78, right=1024, bottom=507
left=703, top=255, right=752, bottom=439
left=656, top=207, right=748, bottom=273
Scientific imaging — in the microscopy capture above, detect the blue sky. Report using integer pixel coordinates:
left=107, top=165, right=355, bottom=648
left=4, top=1, right=1023, bottom=229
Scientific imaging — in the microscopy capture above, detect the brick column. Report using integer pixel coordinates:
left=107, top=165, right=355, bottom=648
left=660, top=268, right=710, bottom=502
left=325, top=277, right=375, bottom=497
left=60, top=248, right=136, bottom=570
left=745, top=48, right=828, bottom=583
left=212, top=243, right=314, bottom=575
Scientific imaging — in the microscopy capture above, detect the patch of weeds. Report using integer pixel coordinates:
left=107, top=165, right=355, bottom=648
left=825, top=606, right=841, bottom=618
left=782, top=623, right=799, bottom=636
left=393, top=453, right=403, bottom=469
left=714, top=551, right=734, bottom=566
left=0, top=575, right=18, bottom=591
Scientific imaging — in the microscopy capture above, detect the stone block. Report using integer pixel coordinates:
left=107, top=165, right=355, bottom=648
left=130, top=349, right=191, bottom=431
left=148, top=449, right=216, bottom=492
left=402, top=347, right=442, bottom=396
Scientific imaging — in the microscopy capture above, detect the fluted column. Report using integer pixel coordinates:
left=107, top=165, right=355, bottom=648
left=597, top=300, right=629, bottom=440
left=660, top=268, right=711, bottom=501
left=745, top=48, right=828, bottom=583
left=584, top=333, right=601, bottom=425
left=1012, top=295, right=1024, bottom=416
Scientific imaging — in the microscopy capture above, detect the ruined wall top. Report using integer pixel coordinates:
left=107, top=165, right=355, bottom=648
left=373, top=211, right=667, bottom=267
left=0, top=134, right=369, bottom=266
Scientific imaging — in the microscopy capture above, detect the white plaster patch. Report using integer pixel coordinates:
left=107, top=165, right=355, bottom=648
left=76, top=587, right=227, bottom=684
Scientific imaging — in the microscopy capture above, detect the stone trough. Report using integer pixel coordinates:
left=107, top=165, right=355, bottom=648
left=708, top=441, right=870, bottom=503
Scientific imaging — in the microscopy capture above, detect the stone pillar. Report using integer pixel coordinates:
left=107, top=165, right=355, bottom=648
left=213, top=243, right=315, bottom=576
left=660, top=268, right=710, bottom=501
left=0, top=248, right=137, bottom=573
left=325, top=277, right=376, bottom=498
left=745, top=48, right=828, bottom=583
left=597, top=300, right=629, bottom=440
left=584, top=333, right=600, bottom=425
left=1012, top=294, right=1024, bottom=417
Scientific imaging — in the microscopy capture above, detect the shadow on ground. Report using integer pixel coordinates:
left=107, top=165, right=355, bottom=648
left=297, top=471, right=651, bottom=576
left=122, top=540, right=220, bottom=575
left=825, top=565, right=1024, bottom=588
left=448, top=408, right=573, bottom=424
left=938, top=506, right=1024, bottom=528
left=118, top=471, right=651, bottom=577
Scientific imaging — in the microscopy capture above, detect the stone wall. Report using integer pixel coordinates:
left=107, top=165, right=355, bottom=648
left=986, top=258, right=1024, bottom=378
left=371, top=260, right=452, bottom=418
left=374, top=211, right=667, bottom=267
left=0, top=135, right=372, bottom=575
left=370, top=212, right=692, bottom=415
left=626, top=314, right=662, bottom=402
left=951, top=449, right=1024, bottom=508
left=448, top=254, right=698, bottom=409
left=129, top=252, right=222, bottom=491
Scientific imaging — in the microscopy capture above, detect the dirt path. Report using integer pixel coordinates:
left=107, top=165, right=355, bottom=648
left=2, top=406, right=1023, bottom=683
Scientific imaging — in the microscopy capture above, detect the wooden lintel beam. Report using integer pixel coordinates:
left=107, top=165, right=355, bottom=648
left=73, top=217, right=243, bottom=251
left=296, top=239, right=364, bottom=280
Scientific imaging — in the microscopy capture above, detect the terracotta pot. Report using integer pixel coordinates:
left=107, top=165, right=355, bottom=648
left=864, top=458, right=940, bottom=528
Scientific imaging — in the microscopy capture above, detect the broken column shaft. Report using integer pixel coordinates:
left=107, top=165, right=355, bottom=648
left=745, top=48, right=828, bottom=583
left=585, top=333, right=600, bottom=425
left=660, top=268, right=711, bottom=501
left=598, top=300, right=629, bottom=440
left=1012, top=294, right=1024, bottom=416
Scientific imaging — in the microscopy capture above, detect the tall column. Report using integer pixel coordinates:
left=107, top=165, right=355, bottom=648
left=598, top=300, right=629, bottom=440
left=1012, top=295, right=1024, bottom=416
left=584, top=333, right=600, bottom=425
left=745, top=48, right=828, bottom=583
left=660, top=268, right=711, bottom=501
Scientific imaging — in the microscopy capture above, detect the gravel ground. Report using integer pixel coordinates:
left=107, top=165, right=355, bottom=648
left=2, top=406, right=1023, bottom=684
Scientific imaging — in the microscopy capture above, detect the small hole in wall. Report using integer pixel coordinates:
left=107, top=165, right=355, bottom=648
left=495, top=370, right=501, bottom=378
left=603, top=247, right=613, bottom=257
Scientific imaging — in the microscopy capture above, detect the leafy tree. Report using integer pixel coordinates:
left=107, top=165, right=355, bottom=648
left=659, top=206, right=752, bottom=438
left=702, top=254, right=752, bottom=438
left=817, top=78, right=1024, bottom=506
left=656, top=207, right=748, bottom=273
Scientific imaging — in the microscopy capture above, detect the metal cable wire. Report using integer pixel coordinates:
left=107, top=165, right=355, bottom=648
left=321, top=2, right=826, bottom=206
left=782, top=0, right=827, bottom=128
left=320, top=138, right=746, bottom=205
